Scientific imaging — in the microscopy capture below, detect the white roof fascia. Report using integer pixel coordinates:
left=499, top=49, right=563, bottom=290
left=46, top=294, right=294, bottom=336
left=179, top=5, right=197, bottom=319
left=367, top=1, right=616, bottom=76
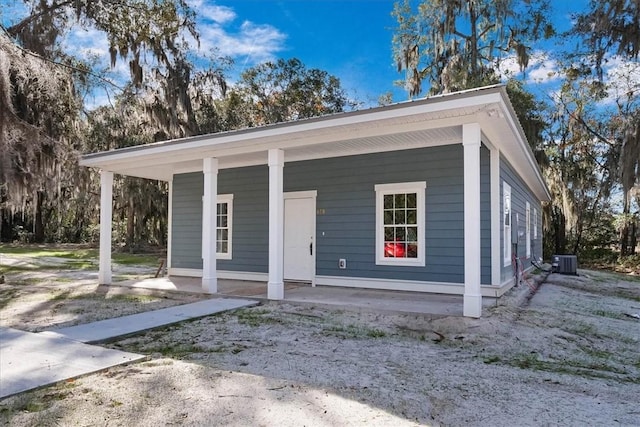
left=495, top=90, right=551, bottom=201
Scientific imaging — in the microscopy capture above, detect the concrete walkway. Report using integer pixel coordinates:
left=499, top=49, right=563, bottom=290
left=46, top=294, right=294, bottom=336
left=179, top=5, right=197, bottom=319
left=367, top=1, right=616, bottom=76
left=47, top=298, right=258, bottom=344
left=0, top=298, right=258, bottom=399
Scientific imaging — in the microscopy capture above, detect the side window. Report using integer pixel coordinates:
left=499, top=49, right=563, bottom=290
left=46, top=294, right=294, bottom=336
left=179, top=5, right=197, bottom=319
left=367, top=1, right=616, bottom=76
left=375, top=182, right=426, bottom=267
left=216, top=194, right=233, bottom=260
left=534, top=208, right=538, bottom=240
left=503, top=182, right=511, bottom=266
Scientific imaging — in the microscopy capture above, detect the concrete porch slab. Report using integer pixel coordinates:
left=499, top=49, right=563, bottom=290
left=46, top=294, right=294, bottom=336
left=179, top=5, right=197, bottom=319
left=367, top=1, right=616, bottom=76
left=115, top=276, right=499, bottom=317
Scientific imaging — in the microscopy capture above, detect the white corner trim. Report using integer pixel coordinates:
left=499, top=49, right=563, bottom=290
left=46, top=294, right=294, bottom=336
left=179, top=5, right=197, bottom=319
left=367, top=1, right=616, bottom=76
left=98, top=170, right=113, bottom=285
left=167, top=178, right=173, bottom=270
left=490, top=147, right=501, bottom=286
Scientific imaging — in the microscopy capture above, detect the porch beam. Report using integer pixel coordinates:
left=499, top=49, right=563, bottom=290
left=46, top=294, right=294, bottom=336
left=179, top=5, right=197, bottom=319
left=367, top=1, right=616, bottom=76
left=202, top=158, right=218, bottom=293
left=463, top=123, right=482, bottom=318
left=268, top=148, right=285, bottom=300
left=98, top=170, right=113, bottom=285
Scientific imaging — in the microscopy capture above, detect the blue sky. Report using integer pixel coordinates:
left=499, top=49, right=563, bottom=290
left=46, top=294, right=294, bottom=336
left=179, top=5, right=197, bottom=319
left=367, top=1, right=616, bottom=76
left=203, top=0, right=405, bottom=104
left=116, top=0, right=409, bottom=106
left=185, top=0, right=587, bottom=105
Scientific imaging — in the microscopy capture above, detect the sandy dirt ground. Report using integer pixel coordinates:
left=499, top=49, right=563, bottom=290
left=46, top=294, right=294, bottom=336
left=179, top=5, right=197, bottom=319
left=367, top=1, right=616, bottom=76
left=1, top=253, right=639, bottom=426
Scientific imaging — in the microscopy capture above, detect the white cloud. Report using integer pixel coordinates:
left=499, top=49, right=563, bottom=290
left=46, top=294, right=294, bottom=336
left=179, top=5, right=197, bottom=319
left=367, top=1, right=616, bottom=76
left=190, top=0, right=236, bottom=24
left=497, top=51, right=560, bottom=84
left=604, top=56, right=640, bottom=102
left=65, top=27, right=108, bottom=57
left=198, top=19, right=286, bottom=64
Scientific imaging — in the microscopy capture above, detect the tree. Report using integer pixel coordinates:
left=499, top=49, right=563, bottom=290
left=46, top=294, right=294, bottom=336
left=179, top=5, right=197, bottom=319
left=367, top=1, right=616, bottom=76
left=1, top=0, right=199, bottom=243
left=572, top=0, right=640, bottom=80
left=569, top=0, right=640, bottom=256
left=391, top=0, right=553, bottom=97
left=235, top=58, right=356, bottom=126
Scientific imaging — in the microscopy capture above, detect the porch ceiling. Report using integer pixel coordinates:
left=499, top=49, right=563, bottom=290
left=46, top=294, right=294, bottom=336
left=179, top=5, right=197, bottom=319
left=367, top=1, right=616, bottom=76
left=110, top=126, right=464, bottom=180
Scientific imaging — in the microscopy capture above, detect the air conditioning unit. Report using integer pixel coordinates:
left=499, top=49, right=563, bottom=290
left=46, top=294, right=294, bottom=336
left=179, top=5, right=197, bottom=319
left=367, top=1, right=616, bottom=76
left=552, top=255, right=578, bottom=275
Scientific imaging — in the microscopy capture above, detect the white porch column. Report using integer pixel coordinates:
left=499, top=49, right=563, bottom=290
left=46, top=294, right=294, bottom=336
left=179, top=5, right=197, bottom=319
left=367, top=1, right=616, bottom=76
left=268, top=149, right=285, bottom=300
left=98, top=170, right=113, bottom=285
left=202, top=158, right=218, bottom=293
left=167, top=177, right=173, bottom=272
left=490, top=147, right=501, bottom=286
left=463, top=123, right=482, bottom=318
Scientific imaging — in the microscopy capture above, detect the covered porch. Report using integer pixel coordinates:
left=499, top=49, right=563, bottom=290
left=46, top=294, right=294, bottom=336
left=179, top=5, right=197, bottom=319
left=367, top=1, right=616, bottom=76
left=81, top=85, right=550, bottom=318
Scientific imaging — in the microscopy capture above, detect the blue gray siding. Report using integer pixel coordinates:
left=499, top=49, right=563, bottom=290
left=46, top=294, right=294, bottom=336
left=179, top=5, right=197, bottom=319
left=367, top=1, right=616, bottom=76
left=171, top=166, right=269, bottom=271
left=480, top=145, right=491, bottom=283
left=171, top=173, right=203, bottom=269
left=500, top=156, right=543, bottom=283
left=172, top=144, right=493, bottom=285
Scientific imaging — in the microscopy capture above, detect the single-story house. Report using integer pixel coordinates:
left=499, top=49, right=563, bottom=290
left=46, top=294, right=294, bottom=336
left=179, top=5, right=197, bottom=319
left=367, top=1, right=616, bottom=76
left=80, top=84, right=551, bottom=318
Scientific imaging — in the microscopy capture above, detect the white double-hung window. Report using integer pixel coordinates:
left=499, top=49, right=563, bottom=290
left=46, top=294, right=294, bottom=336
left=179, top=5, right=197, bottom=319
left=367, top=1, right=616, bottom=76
left=375, top=181, right=426, bottom=267
left=216, top=194, right=233, bottom=259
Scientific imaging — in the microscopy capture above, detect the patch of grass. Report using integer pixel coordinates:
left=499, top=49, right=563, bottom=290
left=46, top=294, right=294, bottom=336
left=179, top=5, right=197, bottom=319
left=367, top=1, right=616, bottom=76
left=590, top=309, right=626, bottom=320
left=0, top=264, right=57, bottom=274
left=148, top=342, right=204, bottom=359
left=322, top=323, right=387, bottom=339
left=49, top=291, right=74, bottom=302
left=48, top=292, right=161, bottom=304
left=578, top=346, right=613, bottom=360
left=62, top=260, right=96, bottom=270
left=24, top=401, right=46, bottom=412
left=113, top=253, right=159, bottom=266
left=483, top=355, right=501, bottom=364
left=561, top=320, right=598, bottom=338
left=236, top=308, right=282, bottom=327
left=0, top=246, right=160, bottom=267
left=507, top=352, right=638, bottom=383
left=366, top=328, right=387, bottom=338
left=0, top=288, right=20, bottom=309
left=0, top=246, right=97, bottom=259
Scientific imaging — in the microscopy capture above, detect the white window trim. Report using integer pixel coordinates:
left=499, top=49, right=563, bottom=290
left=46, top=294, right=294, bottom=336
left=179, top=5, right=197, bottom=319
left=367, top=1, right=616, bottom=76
left=534, top=208, right=538, bottom=240
left=526, top=201, right=531, bottom=259
left=503, top=182, right=512, bottom=266
left=216, top=194, right=234, bottom=260
left=375, top=181, right=426, bottom=267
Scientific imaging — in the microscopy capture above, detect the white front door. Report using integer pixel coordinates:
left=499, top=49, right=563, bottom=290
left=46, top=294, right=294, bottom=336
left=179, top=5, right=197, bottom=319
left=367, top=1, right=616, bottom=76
left=284, top=192, right=316, bottom=282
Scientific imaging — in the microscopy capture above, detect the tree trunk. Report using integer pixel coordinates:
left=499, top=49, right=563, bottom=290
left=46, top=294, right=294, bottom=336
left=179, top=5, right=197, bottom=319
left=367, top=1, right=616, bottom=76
left=631, top=219, right=637, bottom=255
left=620, top=193, right=631, bottom=256
left=554, top=207, right=566, bottom=254
left=34, top=191, right=45, bottom=243
left=126, top=202, right=135, bottom=251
